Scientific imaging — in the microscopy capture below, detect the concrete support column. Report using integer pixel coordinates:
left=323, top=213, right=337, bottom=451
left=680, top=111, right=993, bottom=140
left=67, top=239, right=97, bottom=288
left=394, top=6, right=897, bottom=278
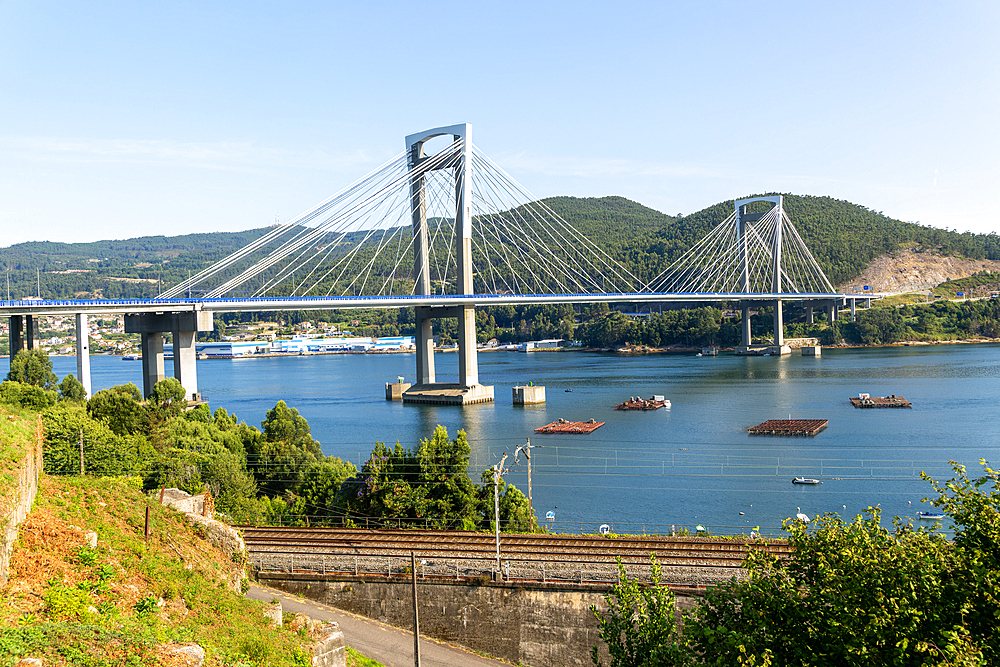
left=126, top=311, right=211, bottom=399
left=774, top=299, right=785, bottom=347
left=9, top=315, right=24, bottom=363
left=832, top=304, right=839, bottom=322
left=850, top=299, right=857, bottom=322
left=24, top=315, right=37, bottom=350
left=773, top=300, right=784, bottom=347
left=140, top=332, right=166, bottom=398
left=172, top=329, right=198, bottom=399
left=806, top=306, right=814, bottom=324
left=825, top=302, right=836, bottom=322
left=740, top=302, right=751, bottom=347
left=457, top=306, right=478, bottom=387
left=75, top=313, right=92, bottom=398
left=414, top=307, right=435, bottom=386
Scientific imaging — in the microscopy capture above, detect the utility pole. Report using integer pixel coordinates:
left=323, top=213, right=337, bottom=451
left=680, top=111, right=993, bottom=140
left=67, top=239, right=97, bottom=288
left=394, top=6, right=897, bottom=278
left=410, top=551, right=421, bottom=667
left=514, top=439, right=540, bottom=529
left=492, top=453, right=508, bottom=579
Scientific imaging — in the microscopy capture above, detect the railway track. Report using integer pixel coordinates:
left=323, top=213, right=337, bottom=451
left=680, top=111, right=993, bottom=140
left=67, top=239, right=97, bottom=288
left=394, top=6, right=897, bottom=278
left=241, top=526, right=791, bottom=572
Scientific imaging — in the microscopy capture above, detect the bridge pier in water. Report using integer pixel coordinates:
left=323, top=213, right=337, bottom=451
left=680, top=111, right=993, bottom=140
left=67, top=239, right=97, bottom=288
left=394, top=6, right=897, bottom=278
left=401, top=123, right=493, bottom=405
left=124, top=311, right=212, bottom=401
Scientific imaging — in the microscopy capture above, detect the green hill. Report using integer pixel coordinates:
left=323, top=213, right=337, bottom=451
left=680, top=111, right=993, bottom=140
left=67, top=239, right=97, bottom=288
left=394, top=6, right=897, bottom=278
left=1, top=194, right=997, bottom=299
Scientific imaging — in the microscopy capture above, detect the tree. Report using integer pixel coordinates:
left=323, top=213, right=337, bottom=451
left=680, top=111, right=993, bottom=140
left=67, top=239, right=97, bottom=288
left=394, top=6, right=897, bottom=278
left=591, top=557, right=691, bottom=667
left=6, top=349, right=58, bottom=388
left=87, top=383, right=146, bottom=436
left=415, top=426, right=480, bottom=528
left=0, top=380, right=58, bottom=410
left=261, top=400, right=320, bottom=457
left=295, top=457, right=358, bottom=525
left=150, top=377, right=186, bottom=406
left=58, top=373, right=87, bottom=402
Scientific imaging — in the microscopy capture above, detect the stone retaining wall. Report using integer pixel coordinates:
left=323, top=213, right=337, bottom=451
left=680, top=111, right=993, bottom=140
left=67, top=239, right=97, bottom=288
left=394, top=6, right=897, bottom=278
left=262, top=574, right=700, bottom=667
left=0, top=416, right=43, bottom=587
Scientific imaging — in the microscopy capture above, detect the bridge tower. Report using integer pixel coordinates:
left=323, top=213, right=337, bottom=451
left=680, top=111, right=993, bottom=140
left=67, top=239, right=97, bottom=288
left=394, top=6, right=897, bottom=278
left=403, top=123, right=493, bottom=405
left=735, top=195, right=791, bottom=356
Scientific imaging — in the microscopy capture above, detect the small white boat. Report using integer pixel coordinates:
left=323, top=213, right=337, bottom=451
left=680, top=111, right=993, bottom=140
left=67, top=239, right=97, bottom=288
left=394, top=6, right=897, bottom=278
left=122, top=354, right=140, bottom=361
left=916, top=511, right=945, bottom=520
left=792, top=477, right=820, bottom=485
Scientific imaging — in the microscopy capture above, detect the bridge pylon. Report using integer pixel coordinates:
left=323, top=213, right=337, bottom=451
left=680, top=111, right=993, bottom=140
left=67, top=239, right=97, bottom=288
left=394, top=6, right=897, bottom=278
left=735, top=195, right=790, bottom=356
left=402, top=123, right=493, bottom=405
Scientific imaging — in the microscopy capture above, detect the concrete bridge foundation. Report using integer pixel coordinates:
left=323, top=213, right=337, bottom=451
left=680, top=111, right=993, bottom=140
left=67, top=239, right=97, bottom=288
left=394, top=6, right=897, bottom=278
left=125, top=311, right=212, bottom=400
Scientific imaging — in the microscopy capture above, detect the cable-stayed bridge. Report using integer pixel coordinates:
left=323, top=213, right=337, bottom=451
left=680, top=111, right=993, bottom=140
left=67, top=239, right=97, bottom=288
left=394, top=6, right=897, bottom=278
left=3, top=123, right=862, bottom=404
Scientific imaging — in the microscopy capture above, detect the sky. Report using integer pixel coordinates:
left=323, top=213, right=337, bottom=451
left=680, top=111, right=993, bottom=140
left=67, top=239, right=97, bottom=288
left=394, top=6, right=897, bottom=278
left=1, top=0, right=997, bottom=246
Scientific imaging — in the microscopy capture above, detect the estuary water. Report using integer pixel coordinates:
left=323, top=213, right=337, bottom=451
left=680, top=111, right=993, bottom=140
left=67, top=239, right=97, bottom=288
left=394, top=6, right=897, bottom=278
left=51, top=344, right=1000, bottom=536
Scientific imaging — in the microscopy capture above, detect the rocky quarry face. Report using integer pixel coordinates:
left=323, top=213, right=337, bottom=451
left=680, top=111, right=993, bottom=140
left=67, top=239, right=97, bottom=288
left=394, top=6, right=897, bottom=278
left=837, top=249, right=1000, bottom=295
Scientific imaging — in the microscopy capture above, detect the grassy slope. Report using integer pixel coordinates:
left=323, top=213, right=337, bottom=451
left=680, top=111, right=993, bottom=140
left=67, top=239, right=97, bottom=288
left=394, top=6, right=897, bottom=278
left=0, top=474, right=318, bottom=666
left=0, top=408, right=35, bottom=500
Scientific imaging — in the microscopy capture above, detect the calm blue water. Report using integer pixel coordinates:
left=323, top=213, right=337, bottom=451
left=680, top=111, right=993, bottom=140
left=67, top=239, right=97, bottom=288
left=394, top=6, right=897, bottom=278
left=51, top=345, right=1000, bottom=535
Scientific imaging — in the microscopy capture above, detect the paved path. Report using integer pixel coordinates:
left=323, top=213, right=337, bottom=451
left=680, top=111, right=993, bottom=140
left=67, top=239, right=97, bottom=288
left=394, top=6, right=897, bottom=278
left=247, top=584, right=509, bottom=667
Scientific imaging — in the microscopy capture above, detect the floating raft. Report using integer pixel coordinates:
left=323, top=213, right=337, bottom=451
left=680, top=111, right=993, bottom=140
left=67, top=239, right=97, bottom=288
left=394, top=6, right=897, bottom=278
left=614, top=397, right=666, bottom=411
left=748, top=419, right=828, bottom=436
left=534, top=419, right=605, bottom=434
left=850, top=395, right=912, bottom=408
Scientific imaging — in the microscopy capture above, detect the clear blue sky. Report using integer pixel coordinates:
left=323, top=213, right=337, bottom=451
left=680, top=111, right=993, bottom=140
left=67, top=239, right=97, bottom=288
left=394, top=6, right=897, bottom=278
left=1, top=0, right=997, bottom=246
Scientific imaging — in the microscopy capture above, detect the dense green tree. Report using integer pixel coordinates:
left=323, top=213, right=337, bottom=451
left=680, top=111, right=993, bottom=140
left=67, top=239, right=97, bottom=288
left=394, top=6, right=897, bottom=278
left=6, top=349, right=58, bottom=388
left=0, top=380, right=58, bottom=410
left=593, top=464, right=1000, bottom=666
left=57, top=373, right=87, bottom=402
left=87, top=383, right=146, bottom=436
left=261, top=400, right=321, bottom=457
left=294, top=457, right=358, bottom=525
left=150, top=377, right=186, bottom=406
left=42, top=403, right=153, bottom=476
left=591, top=557, right=691, bottom=667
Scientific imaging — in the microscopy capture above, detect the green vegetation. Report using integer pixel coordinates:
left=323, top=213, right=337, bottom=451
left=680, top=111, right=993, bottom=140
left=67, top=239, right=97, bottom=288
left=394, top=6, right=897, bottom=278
left=0, top=349, right=536, bottom=532
left=6, top=349, right=59, bottom=389
left=592, top=462, right=1000, bottom=666
left=0, top=475, right=318, bottom=666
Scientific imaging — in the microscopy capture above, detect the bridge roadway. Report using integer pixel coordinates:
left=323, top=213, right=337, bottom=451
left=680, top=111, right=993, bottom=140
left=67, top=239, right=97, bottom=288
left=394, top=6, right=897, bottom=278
left=0, top=291, right=861, bottom=316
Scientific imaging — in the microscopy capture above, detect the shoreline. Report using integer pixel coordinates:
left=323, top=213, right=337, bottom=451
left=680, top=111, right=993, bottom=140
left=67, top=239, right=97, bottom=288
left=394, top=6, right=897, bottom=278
left=15, top=336, right=1000, bottom=361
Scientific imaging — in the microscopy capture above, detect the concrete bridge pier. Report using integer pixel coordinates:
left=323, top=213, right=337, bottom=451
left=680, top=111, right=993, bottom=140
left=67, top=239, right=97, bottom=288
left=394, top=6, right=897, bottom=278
left=75, top=314, right=92, bottom=398
left=7, top=315, right=39, bottom=372
left=125, top=311, right=212, bottom=400
left=772, top=300, right=785, bottom=348
left=406, top=305, right=492, bottom=405
left=806, top=305, right=814, bottom=324
left=850, top=298, right=857, bottom=322
left=740, top=302, right=752, bottom=347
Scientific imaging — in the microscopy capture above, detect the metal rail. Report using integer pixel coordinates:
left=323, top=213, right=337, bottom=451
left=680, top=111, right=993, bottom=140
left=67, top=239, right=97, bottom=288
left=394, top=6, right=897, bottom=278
left=243, top=527, right=791, bottom=585
left=0, top=291, right=861, bottom=316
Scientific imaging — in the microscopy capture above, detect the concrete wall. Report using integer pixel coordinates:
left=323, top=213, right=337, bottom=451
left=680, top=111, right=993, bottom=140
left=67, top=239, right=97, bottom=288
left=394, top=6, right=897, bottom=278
left=260, top=574, right=699, bottom=667
left=0, top=416, right=43, bottom=587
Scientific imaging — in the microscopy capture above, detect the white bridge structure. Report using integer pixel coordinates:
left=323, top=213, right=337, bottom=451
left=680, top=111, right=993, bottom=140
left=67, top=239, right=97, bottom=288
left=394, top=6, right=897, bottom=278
left=3, top=123, right=863, bottom=404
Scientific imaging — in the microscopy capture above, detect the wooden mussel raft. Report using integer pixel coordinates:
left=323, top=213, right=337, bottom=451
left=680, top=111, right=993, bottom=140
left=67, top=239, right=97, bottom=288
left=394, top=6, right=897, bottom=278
left=850, top=393, right=912, bottom=408
left=748, top=419, right=828, bottom=436
left=615, top=396, right=667, bottom=411
left=534, top=418, right=605, bottom=434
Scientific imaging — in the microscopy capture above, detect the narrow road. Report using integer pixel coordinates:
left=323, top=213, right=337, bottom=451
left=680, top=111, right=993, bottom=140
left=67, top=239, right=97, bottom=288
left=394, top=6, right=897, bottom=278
left=246, top=584, right=509, bottom=667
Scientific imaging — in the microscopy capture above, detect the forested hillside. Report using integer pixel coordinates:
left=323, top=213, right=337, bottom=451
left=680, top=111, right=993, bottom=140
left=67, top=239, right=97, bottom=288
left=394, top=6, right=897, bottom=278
left=655, top=195, right=1000, bottom=285
left=2, top=194, right=997, bottom=299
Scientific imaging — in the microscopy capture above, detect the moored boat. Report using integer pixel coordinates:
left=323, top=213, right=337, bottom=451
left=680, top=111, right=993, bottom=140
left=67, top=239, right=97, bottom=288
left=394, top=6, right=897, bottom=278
left=916, top=511, right=945, bottom=520
left=792, top=477, right=820, bottom=485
